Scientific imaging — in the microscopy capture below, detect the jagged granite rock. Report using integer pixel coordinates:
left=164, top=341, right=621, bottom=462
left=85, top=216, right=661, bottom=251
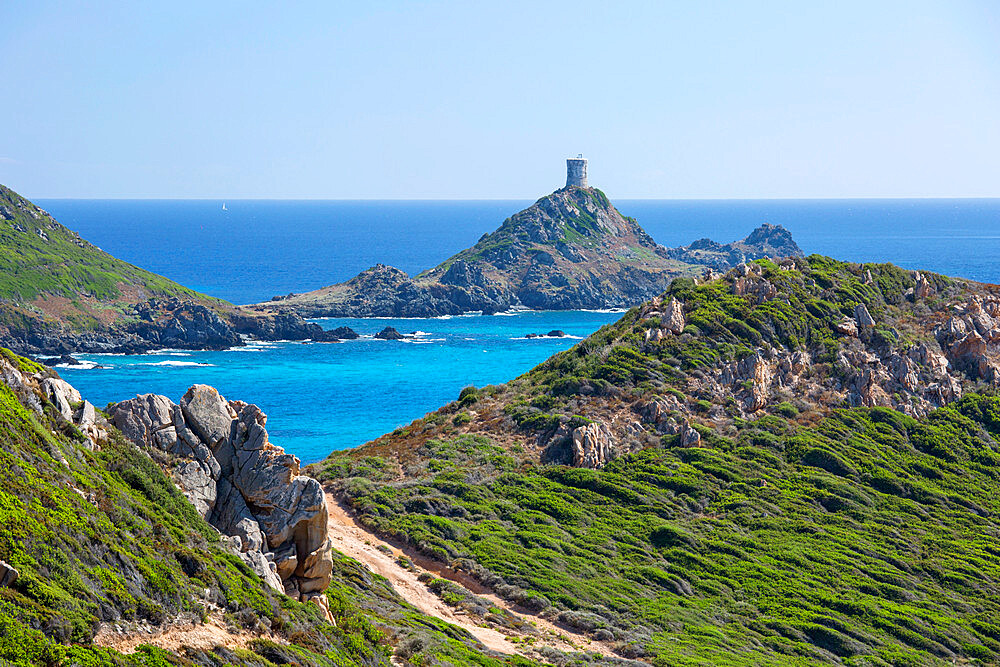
left=571, top=422, right=615, bottom=468
left=259, top=187, right=804, bottom=317
left=854, top=303, right=876, bottom=328
left=109, top=385, right=333, bottom=615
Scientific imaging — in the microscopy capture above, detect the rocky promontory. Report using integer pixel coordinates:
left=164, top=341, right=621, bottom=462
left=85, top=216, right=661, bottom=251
left=0, top=184, right=360, bottom=356
left=260, top=186, right=803, bottom=318
left=109, top=385, right=334, bottom=617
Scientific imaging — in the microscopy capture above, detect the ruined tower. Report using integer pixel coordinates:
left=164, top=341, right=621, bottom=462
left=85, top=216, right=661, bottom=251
left=566, top=154, right=588, bottom=188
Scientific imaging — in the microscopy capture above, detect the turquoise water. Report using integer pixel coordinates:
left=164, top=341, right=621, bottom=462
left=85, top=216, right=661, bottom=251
left=56, top=311, right=620, bottom=463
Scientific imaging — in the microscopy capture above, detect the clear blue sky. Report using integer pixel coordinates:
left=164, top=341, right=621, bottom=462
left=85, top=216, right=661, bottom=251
left=2, top=1, right=998, bottom=199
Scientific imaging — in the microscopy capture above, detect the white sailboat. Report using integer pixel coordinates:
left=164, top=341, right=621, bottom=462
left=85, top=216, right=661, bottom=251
left=222, top=202, right=228, bottom=211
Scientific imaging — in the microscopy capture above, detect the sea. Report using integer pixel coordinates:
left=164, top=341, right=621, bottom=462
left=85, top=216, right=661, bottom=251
left=36, top=198, right=1000, bottom=463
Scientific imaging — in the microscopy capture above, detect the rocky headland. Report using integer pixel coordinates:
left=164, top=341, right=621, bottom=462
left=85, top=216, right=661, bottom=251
left=0, top=184, right=359, bottom=356
left=260, top=186, right=803, bottom=318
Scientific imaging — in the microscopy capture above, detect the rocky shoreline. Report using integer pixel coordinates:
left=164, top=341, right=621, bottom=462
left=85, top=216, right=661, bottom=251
left=0, top=297, right=360, bottom=357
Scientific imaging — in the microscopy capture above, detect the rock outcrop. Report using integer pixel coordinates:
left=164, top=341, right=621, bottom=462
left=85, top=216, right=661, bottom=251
left=0, top=559, right=19, bottom=587
left=571, top=422, right=615, bottom=468
left=109, top=385, right=333, bottom=616
left=664, top=223, right=802, bottom=270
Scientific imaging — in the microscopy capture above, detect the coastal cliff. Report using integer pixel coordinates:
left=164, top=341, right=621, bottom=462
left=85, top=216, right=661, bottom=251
left=261, top=186, right=803, bottom=317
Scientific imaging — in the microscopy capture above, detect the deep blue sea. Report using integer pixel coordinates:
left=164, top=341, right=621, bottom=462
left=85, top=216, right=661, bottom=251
left=36, top=198, right=1000, bottom=463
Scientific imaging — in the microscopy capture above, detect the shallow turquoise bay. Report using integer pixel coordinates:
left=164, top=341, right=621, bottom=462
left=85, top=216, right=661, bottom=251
left=56, top=311, right=620, bottom=463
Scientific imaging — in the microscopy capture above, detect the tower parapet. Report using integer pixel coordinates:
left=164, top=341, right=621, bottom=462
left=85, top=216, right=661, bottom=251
left=566, top=154, right=588, bottom=188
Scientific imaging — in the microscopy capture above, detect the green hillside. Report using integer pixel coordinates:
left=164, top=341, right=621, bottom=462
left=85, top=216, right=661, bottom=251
left=315, top=256, right=1000, bottom=665
left=0, top=185, right=211, bottom=305
left=0, top=348, right=547, bottom=667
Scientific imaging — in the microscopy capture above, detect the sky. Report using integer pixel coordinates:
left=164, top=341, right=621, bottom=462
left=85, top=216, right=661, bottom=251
left=1, top=1, right=999, bottom=199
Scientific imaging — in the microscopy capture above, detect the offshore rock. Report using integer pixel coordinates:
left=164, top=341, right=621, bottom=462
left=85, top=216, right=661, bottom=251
left=109, top=385, right=333, bottom=607
left=374, top=326, right=407, bottom=340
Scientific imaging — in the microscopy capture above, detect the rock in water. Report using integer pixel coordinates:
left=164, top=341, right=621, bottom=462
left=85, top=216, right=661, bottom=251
left=109, top=385, right=334, bottom=606
left=374, top=326, right=406, bottom=340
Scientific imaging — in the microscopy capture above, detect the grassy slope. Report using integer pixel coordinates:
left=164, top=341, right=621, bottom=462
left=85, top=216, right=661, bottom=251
left=315, top=257, right=1000, bottom=666
left=0, top=185, right=225, bottom=331
left=0, top=349, right=539, bottom=667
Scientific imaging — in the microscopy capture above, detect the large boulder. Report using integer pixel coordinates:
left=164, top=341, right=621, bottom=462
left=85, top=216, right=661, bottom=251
left=109, top=385, right=334, bottom=609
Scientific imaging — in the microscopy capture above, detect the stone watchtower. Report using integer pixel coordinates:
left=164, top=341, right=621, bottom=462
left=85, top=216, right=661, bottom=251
left=566, top=154, right=588, bottom=188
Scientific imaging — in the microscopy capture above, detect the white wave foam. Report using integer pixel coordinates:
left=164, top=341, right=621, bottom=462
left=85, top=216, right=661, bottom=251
left=141, top=360, right=215, bottom=367
left=54, top=361, right=102, bottom=370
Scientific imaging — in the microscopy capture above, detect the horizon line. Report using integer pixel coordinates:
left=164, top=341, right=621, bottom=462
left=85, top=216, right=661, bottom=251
left=30, top=194, right=1000, bottom=202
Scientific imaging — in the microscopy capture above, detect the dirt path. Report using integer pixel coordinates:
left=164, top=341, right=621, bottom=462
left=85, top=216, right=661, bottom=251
left=93, top=613, right=280, bottom=654
left=325, top=490, right=618, bottom=659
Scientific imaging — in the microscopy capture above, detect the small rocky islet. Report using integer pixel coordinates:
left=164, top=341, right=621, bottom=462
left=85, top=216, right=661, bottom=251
left=260, top=184, right=802, bottom=318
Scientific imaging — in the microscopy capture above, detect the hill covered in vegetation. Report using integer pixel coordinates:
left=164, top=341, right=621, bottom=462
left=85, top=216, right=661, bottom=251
left=0, top=185, right=348, bottom=355
left=314, top=256, right=1000, bottom=665
left=262, top=186, right=801, bottom=317
left=0, top=347, right=599, bottom=666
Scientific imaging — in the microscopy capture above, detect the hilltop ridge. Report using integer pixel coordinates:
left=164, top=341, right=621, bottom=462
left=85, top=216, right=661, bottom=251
left=313, top=255, right=1000, bottom=665
left=261, top=186, right=802, bottom=317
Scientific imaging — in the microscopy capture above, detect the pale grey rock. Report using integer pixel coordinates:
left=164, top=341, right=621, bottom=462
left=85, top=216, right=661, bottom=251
left=663, top=297, right=686, bottom=334
left=42, top=377, right=81, bottom=420
left=108, top=394, right=179, bottom=451
left=174, top=459, right=217, bottom=516
left=854, top=304, right=876, bottom=328
left=111, top=384, right=333, bottom=603
left=180, top=384, right=235, bottom=448
left=679, top=422, right=701, bottom=446
left=0, top=559, right=18, bottom=587
left=242, top=549, right=283, bottom=594
left=571, top=422, right=615, bottom=468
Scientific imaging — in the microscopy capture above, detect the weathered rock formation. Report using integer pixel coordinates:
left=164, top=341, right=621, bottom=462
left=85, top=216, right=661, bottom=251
left=532, top=265, right=1000, bottom=470
left=109, top=385, right=333, bottom=615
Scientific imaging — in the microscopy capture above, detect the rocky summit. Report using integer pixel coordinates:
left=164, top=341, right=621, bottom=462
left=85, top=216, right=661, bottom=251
left=261, top=186, right=803, bottom=317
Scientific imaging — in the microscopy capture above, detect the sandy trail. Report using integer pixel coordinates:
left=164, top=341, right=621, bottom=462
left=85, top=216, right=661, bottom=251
left=324, top=489, right=618, bottom=658
left=93, top=614, right=279, bottom=654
